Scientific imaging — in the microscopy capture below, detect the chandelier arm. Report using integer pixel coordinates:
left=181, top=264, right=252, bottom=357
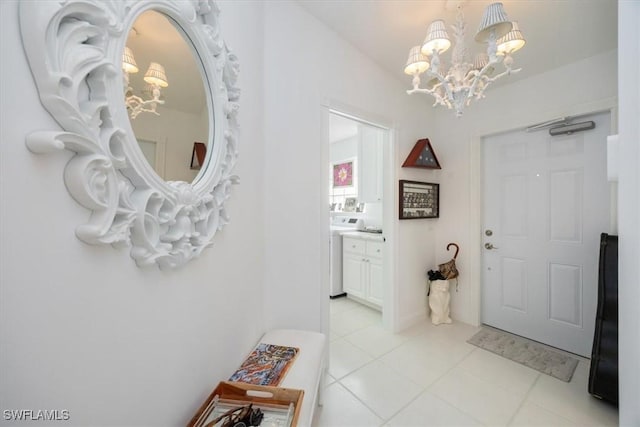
left=426, top=70, right=456, bottom=105
left=429, top=82, right=451, bottom=108
left=462, top=70, right=480, bottom=89
left=406, top=83, right=451, bottom=108
left=482, top=66, right=522, bottom=85
left=131, top=105, right=162, bottom=119
left=125, top=88, right=165, bottom=120
left=466, top=57, right=500, bottom=99
left=471, top=67, right=522, bottom=101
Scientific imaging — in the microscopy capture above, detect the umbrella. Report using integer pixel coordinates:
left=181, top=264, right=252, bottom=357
left=438, top=243, right=460, bottom=280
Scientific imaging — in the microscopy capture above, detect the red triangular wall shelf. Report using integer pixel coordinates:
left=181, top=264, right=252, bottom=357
left=190, top=142, right=207, bottom=170
left=402, top=138, right=441, bottom=169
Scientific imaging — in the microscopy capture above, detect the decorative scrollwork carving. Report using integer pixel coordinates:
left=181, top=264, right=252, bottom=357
left=20, top=0, right=239, bottom=269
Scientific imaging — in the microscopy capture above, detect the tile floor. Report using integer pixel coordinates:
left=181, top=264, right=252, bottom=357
left=313, top=297, right=619, bottom=427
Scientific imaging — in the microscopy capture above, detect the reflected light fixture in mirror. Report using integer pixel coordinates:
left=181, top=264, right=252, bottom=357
left=122, top=45, right=169, bottom=119
left=124, top=10, right=209, bottom=184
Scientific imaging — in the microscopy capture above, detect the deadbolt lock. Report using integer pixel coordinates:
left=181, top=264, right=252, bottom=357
left=485, top=229, right=493, bottom=236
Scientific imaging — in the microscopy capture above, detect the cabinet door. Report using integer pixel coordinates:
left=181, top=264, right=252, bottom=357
left=367, top=258, right=384, bottom=307
left=358, top=125, right=382, bottom=203
left=343, top=253, right=365, bottom=299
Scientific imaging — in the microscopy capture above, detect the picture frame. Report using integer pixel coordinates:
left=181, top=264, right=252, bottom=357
left=190, top=142, right=207, bottom=170
left=402, top=138, right=441, bottom=169
left=343, top=197, right=357, bottom=212
left=332, top=160, right=354, bottom=188
left=399, top=180, right=439, bottom=219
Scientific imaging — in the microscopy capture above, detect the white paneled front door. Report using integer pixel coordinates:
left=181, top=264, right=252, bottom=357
left=481, top=112, right=611, bottom=357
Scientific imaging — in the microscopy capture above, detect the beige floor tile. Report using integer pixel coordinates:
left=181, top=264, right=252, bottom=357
left=509, top=401, right=581, bottom=426
left=526, top=361, right=618, bottom=426
left=325, top=371, right=336, bottom=386
left=429, top=367, right=524, bottom=426
left=340, top=360, right=424, bottom=421
left=330, top=304, right=381, bottom=337
left=329, top=297, right=362, bottom=316
left=458, top=348, right=540, bottom=397
left=328, top=338, right=374, bottom=380
left=315, top=382, right=383, bottom=427
left=420, top=319, right=482, bottom=344
left=378, top=339, right=463, bottom=388
left=401, top=332, right=477, bottom=366
left=327, top=299, right=618, bottom=427
left=343, top=324, right=411, bottom=358
left=387, top=390, right=483, bottom=426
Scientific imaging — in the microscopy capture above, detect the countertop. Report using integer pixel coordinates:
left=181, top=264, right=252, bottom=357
left=340, top=230, right=385, bottom=242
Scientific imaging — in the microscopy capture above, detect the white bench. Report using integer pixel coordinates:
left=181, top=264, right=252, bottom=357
left=249, top=329, right=327, bottom=427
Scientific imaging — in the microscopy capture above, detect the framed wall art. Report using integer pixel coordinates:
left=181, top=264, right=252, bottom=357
left=343, top=197, right=357, bottom=212
left=399, top=180, right=439, bottom=219
left=332, top=160, right=354, bottom=188
left=402, top=138, right=441, bottom=169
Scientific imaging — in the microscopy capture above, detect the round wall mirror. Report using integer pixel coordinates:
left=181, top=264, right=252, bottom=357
left=20, top=0, right=240, bottom=269
left=123, top=10, right=210, bottom=183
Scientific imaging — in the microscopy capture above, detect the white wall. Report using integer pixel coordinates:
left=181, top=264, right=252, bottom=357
left=427, top=49, right=618, bottom=325
left=262, top=1, right=434, bottom=332
left=0, top=1, right=265, bottom=425
left=330, top=136, right=358, bottom=163
left=617, top=1, right=640, bottom=424
left=131, top=105, right=208, bottom=182
left=330, top=134, right=385, bottom=227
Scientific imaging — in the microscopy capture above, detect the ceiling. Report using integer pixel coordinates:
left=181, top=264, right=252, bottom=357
left=297, top=0, right=617, bottom=89
left=124, top=2, right=617, bottom=116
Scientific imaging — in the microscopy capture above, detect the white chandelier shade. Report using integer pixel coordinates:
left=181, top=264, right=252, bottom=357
left=475, top=2, right=512, bottom=42
left=497, top=21, right=526, bottom=55
left=143, top=62, right=169, bottom=88
left=122, top=47, right=169, bottom=119
left=404, top=46, right=430, bottom=75
left=122, top=46, right=139, bottom=74
left=422, top=20, right=451, bottom=55
left=405, top=2, right=525, bottom=117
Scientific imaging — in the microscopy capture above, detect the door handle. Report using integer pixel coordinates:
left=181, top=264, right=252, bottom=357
left=484, top=243, right=499, bottom=250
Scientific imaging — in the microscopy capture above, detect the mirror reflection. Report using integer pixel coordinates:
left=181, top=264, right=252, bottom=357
left=122, top=10, right=209, bottom=183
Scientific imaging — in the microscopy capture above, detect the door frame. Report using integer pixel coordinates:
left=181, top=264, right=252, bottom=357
left=468, top=98, right=618, bottom=326
left=320, top=98, right=398, bottom=334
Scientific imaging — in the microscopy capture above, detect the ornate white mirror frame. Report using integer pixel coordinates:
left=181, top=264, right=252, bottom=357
left=19, top=0, right=240, bottom=269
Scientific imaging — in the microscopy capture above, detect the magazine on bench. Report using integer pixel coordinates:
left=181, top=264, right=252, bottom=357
left=229, top=343, right=299, bottom=386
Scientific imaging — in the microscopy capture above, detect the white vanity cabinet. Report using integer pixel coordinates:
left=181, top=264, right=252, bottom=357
left=342, top=233, right=384, bottom=310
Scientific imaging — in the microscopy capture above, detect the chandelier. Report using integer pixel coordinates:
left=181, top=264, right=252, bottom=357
left=122, top=46, right=169, bottom=119
left=404, top=2, right=525, bottom=117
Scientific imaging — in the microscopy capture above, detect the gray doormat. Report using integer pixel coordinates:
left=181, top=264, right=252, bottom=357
left=467, top=327, right=579, bottom=382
